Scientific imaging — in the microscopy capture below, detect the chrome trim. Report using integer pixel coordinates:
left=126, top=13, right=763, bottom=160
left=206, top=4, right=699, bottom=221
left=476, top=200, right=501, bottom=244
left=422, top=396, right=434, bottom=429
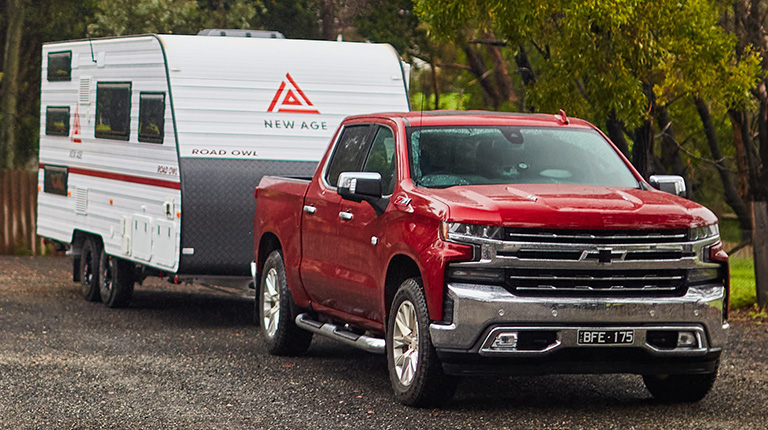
left=477, top=325, right=708, bottom=357
left=295, top=313, right=385, bottom=354
left=303, top=205, right=316, bottom=214
left=429, top=283, right=728, bottom=352
left=339, top=211, right=354, bottom=221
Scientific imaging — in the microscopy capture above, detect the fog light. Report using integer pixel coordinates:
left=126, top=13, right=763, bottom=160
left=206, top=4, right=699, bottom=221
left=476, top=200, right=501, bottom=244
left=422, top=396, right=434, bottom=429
left=491, top=332, right=518, bottom=350
left=677, top=331, right=697, bottom=348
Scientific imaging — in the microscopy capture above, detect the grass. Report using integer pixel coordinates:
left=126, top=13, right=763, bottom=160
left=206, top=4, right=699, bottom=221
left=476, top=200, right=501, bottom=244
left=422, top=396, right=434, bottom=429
left=730, top=254, right=756, bottom=309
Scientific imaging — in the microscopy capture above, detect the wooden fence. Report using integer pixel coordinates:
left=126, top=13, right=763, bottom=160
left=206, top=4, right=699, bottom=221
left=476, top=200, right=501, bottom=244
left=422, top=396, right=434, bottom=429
left=0, top=169, right=46, bottom=255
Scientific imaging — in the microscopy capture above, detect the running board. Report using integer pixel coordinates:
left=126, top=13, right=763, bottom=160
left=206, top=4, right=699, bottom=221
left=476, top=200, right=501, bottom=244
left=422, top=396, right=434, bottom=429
left=295, top=313, right=385, bottom=354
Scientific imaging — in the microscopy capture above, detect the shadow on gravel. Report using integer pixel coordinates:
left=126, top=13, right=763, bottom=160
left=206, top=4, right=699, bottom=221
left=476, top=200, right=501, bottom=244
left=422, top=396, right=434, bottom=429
left=451, top=374, right=651, bottom=410
left=117, top=289, right=255, bottom=329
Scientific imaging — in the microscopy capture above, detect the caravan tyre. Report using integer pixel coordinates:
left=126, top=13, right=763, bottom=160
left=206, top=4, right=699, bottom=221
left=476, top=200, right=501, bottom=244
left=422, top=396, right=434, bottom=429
left=98, top=250, right=135, bottom=308
left=79, top=238, right=102, bottom=302
left=258, top=250, right=312, bottom=356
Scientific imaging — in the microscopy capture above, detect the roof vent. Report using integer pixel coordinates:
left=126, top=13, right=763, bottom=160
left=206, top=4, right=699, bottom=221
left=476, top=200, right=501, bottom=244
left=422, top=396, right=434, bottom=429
left=196, top=29, right=285, bottom=39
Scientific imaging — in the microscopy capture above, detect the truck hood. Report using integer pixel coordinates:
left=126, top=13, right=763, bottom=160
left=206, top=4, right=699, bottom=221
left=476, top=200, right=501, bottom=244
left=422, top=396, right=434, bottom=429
left=426, top=184, right=717, bottom=230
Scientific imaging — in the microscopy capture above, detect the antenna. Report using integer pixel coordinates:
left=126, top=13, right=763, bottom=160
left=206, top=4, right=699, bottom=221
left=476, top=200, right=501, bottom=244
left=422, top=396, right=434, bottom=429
left=89, top=36, right=97, bottom=63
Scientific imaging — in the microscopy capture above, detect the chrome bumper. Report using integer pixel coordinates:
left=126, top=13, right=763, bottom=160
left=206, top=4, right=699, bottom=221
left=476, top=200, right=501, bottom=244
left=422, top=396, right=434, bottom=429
left=429, top=283, right=728, bottom=356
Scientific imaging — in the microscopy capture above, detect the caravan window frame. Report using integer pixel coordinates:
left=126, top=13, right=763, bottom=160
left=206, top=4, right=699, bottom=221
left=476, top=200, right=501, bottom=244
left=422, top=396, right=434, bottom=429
left=138, top=92, right=165, bottom=144
left=95, top=82, right=132, bottom=141
left=47, top=51, right=72, bottom=82
left=45, top=106, right=70, bottom=137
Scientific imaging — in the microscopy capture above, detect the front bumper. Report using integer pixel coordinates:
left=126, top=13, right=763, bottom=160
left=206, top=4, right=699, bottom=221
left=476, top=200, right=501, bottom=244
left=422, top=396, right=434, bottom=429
left=429, top=283, right=728, bottom=375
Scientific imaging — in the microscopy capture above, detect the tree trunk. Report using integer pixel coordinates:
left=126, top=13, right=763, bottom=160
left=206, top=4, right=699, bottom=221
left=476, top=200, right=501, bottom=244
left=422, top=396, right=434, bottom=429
left=463, top=44, right=500, bottom=109
left=656, top=105, right=688, bottom=177
left=320, top=0, right=335, bottom=40
left=606, top=110, right=630, bottom=158
left=0, top=0, right=27, bottom=170
left=728, top=109, right=757, bottom=203
left=483, top=31, right=515, bottom=107
left=695, top=98, right=753, bottom=243
left=732, top=0, right=768, bottom=307
left=430, top=63, right=440, bottom=110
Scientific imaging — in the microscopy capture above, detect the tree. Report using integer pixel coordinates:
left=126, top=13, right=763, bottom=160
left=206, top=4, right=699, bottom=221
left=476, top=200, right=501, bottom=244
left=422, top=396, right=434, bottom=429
left=0, top=0, right=27, bottom=170
left=416, top=0, right=764, bottom=304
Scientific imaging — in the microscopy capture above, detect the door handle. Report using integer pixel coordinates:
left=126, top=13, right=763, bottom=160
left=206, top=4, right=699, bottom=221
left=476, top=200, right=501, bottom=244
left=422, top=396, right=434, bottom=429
left=339, top=211, right=353, bottom=221
left=303, top=205, right=316, bottom=214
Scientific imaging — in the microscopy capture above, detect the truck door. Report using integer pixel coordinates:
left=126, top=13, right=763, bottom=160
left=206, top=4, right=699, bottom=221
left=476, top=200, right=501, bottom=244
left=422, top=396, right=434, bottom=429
left=299, top=124, right=375, bottom=308
left=334, top=125, right=397, bottom=323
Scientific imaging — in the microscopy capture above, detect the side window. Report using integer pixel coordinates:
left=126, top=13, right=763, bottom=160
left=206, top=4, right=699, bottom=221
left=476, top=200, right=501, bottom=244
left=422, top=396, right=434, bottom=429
left=324, top=125, right=373, bottom=187
left=47, top=51, right=71, bottom=81
left=362, top=126, right=397, bottom=195
left=138, top=92, right=165, bottom=144
left=45, top=107, right=70, bottom=137
left=95, top=82, right=131, bottom=141
left=43, top=165, right=68, bottom=196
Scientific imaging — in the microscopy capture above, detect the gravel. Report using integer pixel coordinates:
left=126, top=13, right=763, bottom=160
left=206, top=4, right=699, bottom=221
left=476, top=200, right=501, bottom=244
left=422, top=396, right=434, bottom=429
left=1, top=256, right=766, bottom=429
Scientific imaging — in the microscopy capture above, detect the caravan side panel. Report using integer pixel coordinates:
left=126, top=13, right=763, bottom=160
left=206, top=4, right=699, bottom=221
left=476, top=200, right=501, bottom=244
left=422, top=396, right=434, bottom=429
left=38, top=36, right=182, bottom=272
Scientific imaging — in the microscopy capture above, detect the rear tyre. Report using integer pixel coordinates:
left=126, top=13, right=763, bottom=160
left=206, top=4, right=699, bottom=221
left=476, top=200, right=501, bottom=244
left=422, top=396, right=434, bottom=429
left=258, top=250, right=312, bottom=356
left=386, top=277, right=457, bottom=407
left=642, top=368, right=718, bottom=403
left=79, top=238, right=102, bottom=302
left=98, top=250, right=135, bottom=308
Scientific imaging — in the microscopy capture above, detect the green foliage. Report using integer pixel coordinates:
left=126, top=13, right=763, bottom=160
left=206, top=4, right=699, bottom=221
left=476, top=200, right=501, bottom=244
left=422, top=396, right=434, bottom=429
left=88, top=0, right=258, bottom=36
left=256, top=0, right=322, bottom=39
left=415, top=0, right=760, bottom=128
left=730, top=254, right=756, bottom=309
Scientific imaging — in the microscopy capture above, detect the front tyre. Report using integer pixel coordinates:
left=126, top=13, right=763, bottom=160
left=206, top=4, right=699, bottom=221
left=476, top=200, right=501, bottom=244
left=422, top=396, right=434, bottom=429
left=642, top=368, right=718, bottom=403
left=98, top=250, right=135, bottom=308
left=258, top=250, right=312, bottom=356
left=386, top=277, right=457, bottom=407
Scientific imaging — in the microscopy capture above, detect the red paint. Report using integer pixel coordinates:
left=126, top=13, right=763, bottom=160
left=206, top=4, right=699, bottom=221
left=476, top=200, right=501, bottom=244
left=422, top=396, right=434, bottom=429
left=39, top=164, right=180, bottom=190
left=253, top=112, right=722, bottom=332
left=267, top=73, right=320, bottom=114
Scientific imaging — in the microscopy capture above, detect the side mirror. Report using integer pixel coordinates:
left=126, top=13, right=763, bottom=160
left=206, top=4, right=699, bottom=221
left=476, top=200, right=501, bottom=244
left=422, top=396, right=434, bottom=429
left=337, top=172, right=388, bottom=215
left=649, top=175, right=687, bottom=198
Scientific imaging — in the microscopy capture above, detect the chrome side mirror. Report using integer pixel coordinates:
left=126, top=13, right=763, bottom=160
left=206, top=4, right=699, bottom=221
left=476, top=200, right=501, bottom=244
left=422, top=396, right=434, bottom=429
left=649, top=175, right=686, bottom=197
left=337, top=172, right=389, bottom=215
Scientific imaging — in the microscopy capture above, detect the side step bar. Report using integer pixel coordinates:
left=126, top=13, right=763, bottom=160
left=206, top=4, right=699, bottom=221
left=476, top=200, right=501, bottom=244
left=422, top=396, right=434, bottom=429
left=295, top=313, right=385, bottom=354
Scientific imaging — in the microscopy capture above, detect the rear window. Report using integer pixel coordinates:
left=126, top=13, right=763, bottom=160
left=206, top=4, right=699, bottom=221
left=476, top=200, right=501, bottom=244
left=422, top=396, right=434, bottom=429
left=407, top=126, right=639, bottom=188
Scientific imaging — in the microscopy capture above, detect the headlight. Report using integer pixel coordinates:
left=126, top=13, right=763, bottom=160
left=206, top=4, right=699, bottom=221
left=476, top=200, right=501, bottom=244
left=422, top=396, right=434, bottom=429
left=440, top=222, right=503, bottom=242
left=688, top=223, right=719, bottom=241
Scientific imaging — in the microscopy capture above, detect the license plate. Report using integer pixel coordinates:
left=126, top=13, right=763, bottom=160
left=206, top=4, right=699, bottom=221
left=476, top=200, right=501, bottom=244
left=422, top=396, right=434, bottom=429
left=578, top=330, right=634, bottom=345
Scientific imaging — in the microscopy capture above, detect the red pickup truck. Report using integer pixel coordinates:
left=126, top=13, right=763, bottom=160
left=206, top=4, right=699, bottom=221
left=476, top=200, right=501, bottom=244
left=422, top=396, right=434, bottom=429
left=252, top=111, right=729, bottom=407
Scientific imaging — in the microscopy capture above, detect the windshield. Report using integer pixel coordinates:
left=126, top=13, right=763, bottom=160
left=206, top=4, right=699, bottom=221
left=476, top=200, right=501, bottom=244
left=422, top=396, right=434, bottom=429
left=407, top=126, right=640, bottom=188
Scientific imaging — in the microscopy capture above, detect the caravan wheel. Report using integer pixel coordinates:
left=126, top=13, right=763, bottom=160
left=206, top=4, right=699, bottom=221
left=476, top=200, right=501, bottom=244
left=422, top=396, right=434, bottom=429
left=98, top=251, right=135, bottom=308
left=79, top=238, right=102, bottom=302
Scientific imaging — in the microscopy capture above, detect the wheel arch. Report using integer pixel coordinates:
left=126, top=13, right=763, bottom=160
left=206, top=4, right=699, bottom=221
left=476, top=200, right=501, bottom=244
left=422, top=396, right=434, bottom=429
left=384, top=254, right=422, bottom=320
left=257, top=232, right=282, bottom=275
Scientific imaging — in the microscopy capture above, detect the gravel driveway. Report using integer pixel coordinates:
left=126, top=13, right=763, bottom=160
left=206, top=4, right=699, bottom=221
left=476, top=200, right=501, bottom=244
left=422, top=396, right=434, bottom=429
left=1, top=256, right=766, bottom=429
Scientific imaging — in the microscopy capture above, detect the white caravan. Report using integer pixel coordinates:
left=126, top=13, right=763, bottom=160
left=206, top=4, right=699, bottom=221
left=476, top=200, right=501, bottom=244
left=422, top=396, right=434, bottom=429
left=37, top=33, right=410, bottom=307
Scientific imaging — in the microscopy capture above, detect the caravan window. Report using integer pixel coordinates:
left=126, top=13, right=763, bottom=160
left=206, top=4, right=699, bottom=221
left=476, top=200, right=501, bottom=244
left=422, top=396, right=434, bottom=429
left=45, top=107, right=70, bottom=137
left=47, top=51, right=71, bottom=81
left=95, top=82, right=131, bottom=141
left=138, top=92, right=165, bottom=144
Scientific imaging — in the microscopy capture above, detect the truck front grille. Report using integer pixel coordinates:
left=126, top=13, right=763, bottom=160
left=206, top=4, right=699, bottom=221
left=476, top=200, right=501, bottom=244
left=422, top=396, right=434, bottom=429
left=504, top=228, right=688, bottom=244
left=506, top=268, right=687, bottom=296
left=447, top=227, right=721, bottom=298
